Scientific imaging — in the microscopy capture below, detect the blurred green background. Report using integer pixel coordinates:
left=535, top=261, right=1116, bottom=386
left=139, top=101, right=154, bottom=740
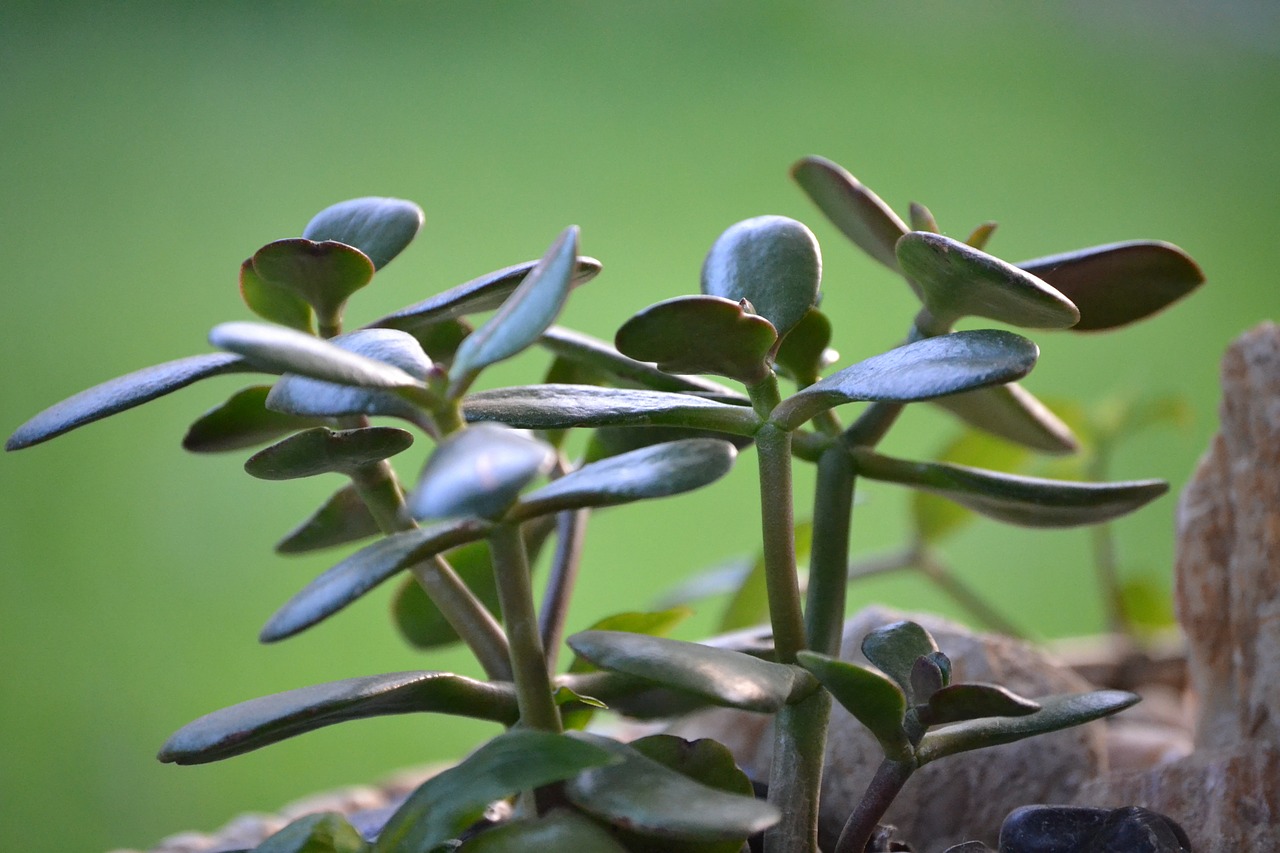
left=1, top=2, right=1275, bottom=850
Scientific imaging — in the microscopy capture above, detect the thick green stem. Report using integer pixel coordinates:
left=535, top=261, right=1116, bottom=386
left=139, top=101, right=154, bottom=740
left=488, top=522, right=562, bottom=733
left=763, top=691, right=830, bottom=853
left=1088, top=444, right=1130, bottom=637
left=754, top=423, right=805, bottom=663
left=806, top=446, right=856, bottom=656
left=834, top=758, right=914, bottom=853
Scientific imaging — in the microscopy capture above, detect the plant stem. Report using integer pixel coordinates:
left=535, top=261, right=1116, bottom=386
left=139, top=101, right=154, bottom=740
left=754, top=422, right=805, bottom=663
left=1088, top=443, right=1130, bottom=637
left=488, top=521, right=562, bottom=733
left=834, top=758, right=914, bottom=853
left=806, top=445, right=856, bottom=656
left=538, top=508, right=589, bottom=673
left=763, top=690, right=830, bottom=853
left=843, top=401, right=904, bottom=449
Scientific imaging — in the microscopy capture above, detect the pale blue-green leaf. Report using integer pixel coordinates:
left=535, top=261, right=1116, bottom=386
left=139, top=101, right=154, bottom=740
left=244, top=427, right=413, bottom=480
left=931, top=383, right=1078, bottom=455
left=795, top=651, right=911, bottom=762
left=566, top=608, right=695, bottom=674
left=913, top=428, right=1032, bottom=544
left=701, top=215, right=821, bottom=338
left=408, top=423, right=555, bottom=521
left=183, top=385, right=323, bottom=453
left=860, top=620, right=940, bottom=703
left=210, top=322, right=424, bottom=390
left=615, top=295, right=778, bottom=384
left=276, top=484, right=382, bottom=554
left=302, top=197, right=424, bottom=270
left=790, top=156, right=908, bottom=274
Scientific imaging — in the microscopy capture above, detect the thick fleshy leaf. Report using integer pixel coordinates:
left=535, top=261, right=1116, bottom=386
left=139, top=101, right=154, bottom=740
left=239, top=258, right=314, bottom=333
left=897, top=232, right=1080, bottom=331
left=210, top=322, right=424, bottom=390
left=916, top=690, right=1140, bottom=765
left=790, top=156, right=908, bottom=274
left=615, top=295, right=778, bottom=384
left=701, top=215, right=822, bottom=338
left=183, top=385, right=322, bottom=453
left=449, top=227, right=579, bottom=393
left=158, top=671, right=517, bottom=765
left=373, top=731, right=616, bottom=853
left=566, top=733, right=779, bottom=844
left=851, top=448, right=1169, bottom=528
left=252, top=812, right=366, bottom=853
left=966, top=222, right=998, bottom=251
left=909, top=202, right=940, bottom=234
left=1018, top=241, right=1204, bottom=332
left=511, top=438, right=737, bottom=519
left=921, top=683, right=1040, bottom=727
left=860, top=620, right=940, bottom=703
left=770, top=330, right=1039, bottom=432
left=913, top=429, right=1031, bottom=543
left=463, top=384, right=760, bottom=436
left=6, top=353, right=255, bottom=451
left=302, top=197, right=424, bottom=270
left=369, top=258, right=602, bottom=333
left=276, top=483, right=382, bottom=554
left=408, top=423, right=555, bottom=521
left=584, top=424, right=753, bottom=463
left=566, top=630, right=811, bottom=712
left=910, top=655, right=946, bottom=704
left=251, top=239, right=375, bottom=324
left=244, top=427, right=413, bottom=480
left=566, top=608, right=695, bottom=674
left=795, top=651, right=911, bottom=762
left=263, top=328, right=434, bottom=421
left=457, top=809, right=628, bottom=852
left=932, top=383, right=1078, bottom=454
left=260, top=518, right=491, bottom=642
left=774, top=308, right=835, bottom=386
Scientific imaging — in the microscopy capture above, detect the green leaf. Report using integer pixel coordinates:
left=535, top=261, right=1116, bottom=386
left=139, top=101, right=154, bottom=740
left=770, top=330, right=1039, bottom=432
left=615, top=295, right=779, bottom=384
left=916, top=690, right=1140, bottom=765
left=795, top=651, right=911, bottom=762
left=567, top=608, right=695, bottom=674
left=584, top=424, right=752, bottom=464
left=183, top=385, right=323, bottom=453
left=966, top=222, right=998, bottom=251
left=409, top=423, right=555, bottom=521
left=251, top=812, right=367, bottom=853
left=931, top=383, right=1079, bottom=455
left=276, top=484, right=382, bottom=554
left=852, top=447, right=1169, bottom=528
left=251, top=239, right=375, bottom=324
left=908, top=202, right=940, bottom=234
left=158, top=671, right=517, bottom=765
left=566, top=630, right=812, bottom=712
left=240, top=258, right=314, bottom=333
left=860, top=620, right=940, bottom=703
left=565, top=733, right=779, bottom=844
left=774, top=308, right=835, bottom=386
left=210, top=322, right=424, bottom=390
left=1017, top=241, right=1204, bottom=332
left=463, top=384, right=761, bottom=436
left=374, top=731, right=616, bottom=853
left=790, top=156, right=908, bottom=274
left=260, top=518, right=491, bottom=642
left=368, top=257, right=601, bottom=333
left=263, top=329, right=434, bottom=422
left=6, top=353, right=256, bottom=451
left=897, top=232, right=1080, bottom=331
left=449, top=227, right=580, bottom=393
left=244, top=427, right=413, bottom=480
left=302, top=197, right=425, bottom=270
left=701, top=215, right=822, bottom=338
left=920, top=683, right=1040, bottom=726
left=912, top=429, right=1031, bottom=544
left=909, top=654, right=946, bottom=704
left=457, top=809, right=629, bottom=853
left=511, top=438, right=737, bottom=519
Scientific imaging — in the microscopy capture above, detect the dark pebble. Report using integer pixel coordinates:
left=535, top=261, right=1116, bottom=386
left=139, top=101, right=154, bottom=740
left=1090, top=806, right=1192, bottom=852
left=999, top=804, right=1192, bottom=852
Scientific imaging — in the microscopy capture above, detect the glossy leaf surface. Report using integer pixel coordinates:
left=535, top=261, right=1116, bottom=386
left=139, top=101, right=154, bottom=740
left=790, top=156, right=908, bottom=274
left=512, top=438, right=737, bottom=519
left=860, top=620, right=940, bottom=703
left=910, top=655, right=947, bottom=703
left=912, top=428, right=1031, bottom=543
left=1018, top=241, right=1204, bottom=331
left=210, top=322, right=423, bottom=390
left=409, top=423, right=555, bottom=521
left=183, top=385, right=322, bottom=453
left=852, top=448, right=1168, bottom=527
left=932, top=383, right=1078, bottom=454
left=897, top=232, right=1080, bottom=331
left=239, top=258, right=314, bottom=333
left=261, top=518, right=491, bottom=642
left=771, top=330, right=1038, bottom=431
left=566, top=608, right=694, bottom=674
left=302, top=197, right=424, bottom=270
left=916, top=690, right=1140, bottom=765
left=6, top=353, right=254, bottom=451
left=244, top=427, right=413, bottom=480
left=251, top=239, right=375, bottom=323
left=276, top=484, right=382, bottom=554
left=374, top=731, right=616, bottom=853
left=774, top=308, right=835, bottom=385
left=457, top=809, right=628, bottom=852
left=615, top=295, right=778, bottom=384
left=795, top=651, right=911, bottom=762
left=158, top=671, right=517, bottom=765
left=701, top=215, right=821, bottom=338
left=922, top=683, right=1040, bottom=726
left=252, top=812, right=366, bottom=853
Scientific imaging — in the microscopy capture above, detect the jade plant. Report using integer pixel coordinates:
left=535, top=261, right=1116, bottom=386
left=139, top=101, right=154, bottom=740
left=6, top=157, right=1203, bottom=852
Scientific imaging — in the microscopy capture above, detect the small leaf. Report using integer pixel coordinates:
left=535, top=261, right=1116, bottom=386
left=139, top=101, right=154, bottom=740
left=374, top=731, right=616, bottom=853
left=210, top=322, right=424, bottom=390
left=790, top=156, right=908, bottom=274
left=771, top=330, right=1039, bottom=432
left=244, top=427, right=413, bottom=480
left=701, top=215, right=822, bottom=338
left=463, top=384, right=760, bottom=436
left=449, top=227, right=580, bottom=393
left=916, top=690, right=1140, bottom=765
left=261, top=518, right=491, bottom=642
left=302, top=197, right=425, bottom=270
left=567, top=631, right=812, bottom=712
left=912, top=429, right=1031, bottom=544
left=852, top=448, right=1169, bottom=528
left=408, top=423, right=555, bottom=521
left=251, top=239, right=375, bottom=324
left=183, top=385, right=322, bottom=453
left=1017, top=241, right=1204, bottom=332
left=897, top=232, right=1080, bottom=331
left=773, top=308, right=835, bottom=386
left=276, top=484, right=382, bottom=554
left=966, top=222, right=998, bottom=251
left=6, top=353, right=255, bottom=451
left=921, top=683, right=1040, bottom=727
left=457, top=809, right=628, bottom=852
left=158, top=671, right=518, bottom=765
left=512, top=438, right=737, bottom=519
left=795, top=651, right=911, bottom=762
left=240, top=258, right=314, bottom=333
left=910, top=655, right=946, bottom=704
left=909, top=202, right=940, bottom=234
left=932, top=383, right=1079, bottom=454
left=251, top=812, right=366, bottom=853
left=615, top=295, right=778, bottom=384
left=860, top=620, right=940, bottom=702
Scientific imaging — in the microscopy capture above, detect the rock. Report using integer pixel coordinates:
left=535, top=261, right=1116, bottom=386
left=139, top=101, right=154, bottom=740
left=997, top=805, right=1189, bottom=853
left=1089, top=806, right=1191, bottom=852
left=667, top=606, right=1108, bottom=851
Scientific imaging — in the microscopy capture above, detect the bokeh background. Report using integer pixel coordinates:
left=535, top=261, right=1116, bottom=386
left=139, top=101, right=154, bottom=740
left=2, top=3, right=1276, bottom=850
